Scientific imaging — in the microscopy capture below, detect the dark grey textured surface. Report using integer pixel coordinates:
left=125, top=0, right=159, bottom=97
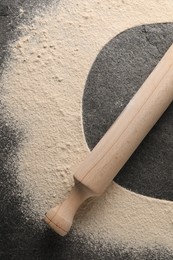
left=0, top=1, right=173, bottom=259
left=83, top=23, right=173, bottom=201
left=0, top=0, right=56, bottom=69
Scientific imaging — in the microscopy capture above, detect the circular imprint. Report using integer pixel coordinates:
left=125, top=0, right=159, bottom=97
left=82, top=23, right=173, bottom=201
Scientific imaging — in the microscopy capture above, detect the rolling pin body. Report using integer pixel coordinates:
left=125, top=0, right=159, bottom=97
left=44, top=44, right=173, bottom=236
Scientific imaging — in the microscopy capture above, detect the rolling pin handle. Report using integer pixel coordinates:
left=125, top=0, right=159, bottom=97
left=44, top=180, right=96, bottom=236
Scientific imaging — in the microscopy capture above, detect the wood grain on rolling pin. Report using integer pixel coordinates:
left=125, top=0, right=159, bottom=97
left=44, top=44, right=173, bottom=236
left=75, top=43, right=173, bottom=194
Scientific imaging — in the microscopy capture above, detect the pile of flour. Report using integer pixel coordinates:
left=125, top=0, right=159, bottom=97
left=1, top=0, right=173, bottom=250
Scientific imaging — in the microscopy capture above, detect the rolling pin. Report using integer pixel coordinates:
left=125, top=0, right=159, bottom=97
left=44, top=44, right=173, bottom=236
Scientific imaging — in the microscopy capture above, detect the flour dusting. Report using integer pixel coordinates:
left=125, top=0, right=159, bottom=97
left=1, top=0, right=173, bottom=251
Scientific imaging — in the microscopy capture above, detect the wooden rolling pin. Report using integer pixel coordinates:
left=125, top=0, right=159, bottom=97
left=44, top=44, right=173, bottom=236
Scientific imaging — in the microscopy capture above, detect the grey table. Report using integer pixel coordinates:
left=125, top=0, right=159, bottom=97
left=0, top=1, right=172, bottom=259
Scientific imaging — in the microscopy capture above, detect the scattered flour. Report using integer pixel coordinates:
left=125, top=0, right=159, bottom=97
left=1, top=0, right=173, bottom=251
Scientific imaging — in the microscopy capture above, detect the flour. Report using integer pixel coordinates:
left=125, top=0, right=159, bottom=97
left=1, top=0, right=173, bottom=251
